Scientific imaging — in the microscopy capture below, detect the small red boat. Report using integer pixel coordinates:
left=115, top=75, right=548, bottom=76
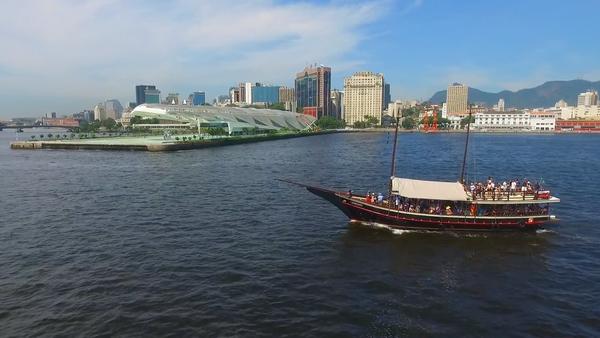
left=284, top=107, right=560, bottom=232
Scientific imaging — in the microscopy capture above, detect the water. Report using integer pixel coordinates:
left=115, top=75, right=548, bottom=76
left=1, top=129, right=599, bottom=337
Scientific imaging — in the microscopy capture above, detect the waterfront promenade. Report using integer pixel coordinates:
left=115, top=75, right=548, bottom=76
left=9, top=130, right=345, bottom=152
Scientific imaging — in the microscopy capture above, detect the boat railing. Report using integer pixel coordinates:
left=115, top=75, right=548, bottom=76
left=468, top=190, right=550, bottom=201
left=347, top=194, right=550, bottom=217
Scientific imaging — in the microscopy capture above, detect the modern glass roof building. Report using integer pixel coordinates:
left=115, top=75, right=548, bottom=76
left=130, top=104, right=317, bottom=133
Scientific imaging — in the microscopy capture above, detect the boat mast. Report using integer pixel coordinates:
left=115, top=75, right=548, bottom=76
left=460, top=103, right=472, bottom=184
left=388, top=116, right=400, bottom=199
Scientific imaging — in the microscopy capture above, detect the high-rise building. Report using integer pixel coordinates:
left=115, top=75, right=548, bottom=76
left=244, top=82, right=253, bottom=104
left=144, top=88, right=161, bottom=104
left=343, top=71, right=385, bottom=126
left=105, top=99, right=123, bottom=119
left=295, top=64, right=331, bottom=118
left=230, top=87, right=241, bottom=103
left=252, top=84, right=280, bottom=104
left=446, top=83, right=468, bottom=116
left=94, top=103, right=107, bottom=121
left=577, top=90, right=599, bottom=107
left=136, top=85, right=157, bottom=105
left=239, top=83, right=247, bottom=104
left=163, top=93, right=180, bottom=105
left=330, top=89, right=343, bottom=120
left=384, top=83, right=391, bottom=108
left=191, top=92, right=206, bottom=106
left=497, top=98, right=505, bottom=112
left=279, top=87, right=296, bottom=111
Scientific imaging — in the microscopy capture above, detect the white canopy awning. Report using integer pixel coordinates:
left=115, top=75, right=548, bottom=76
left=391, top=177, right=469, bottom=201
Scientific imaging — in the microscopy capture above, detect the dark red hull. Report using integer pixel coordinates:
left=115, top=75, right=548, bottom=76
left=306, top=185, right=551, bottom=232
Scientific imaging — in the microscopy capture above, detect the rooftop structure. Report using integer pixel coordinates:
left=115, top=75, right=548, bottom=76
left=130, top=104, right=316, bottom=134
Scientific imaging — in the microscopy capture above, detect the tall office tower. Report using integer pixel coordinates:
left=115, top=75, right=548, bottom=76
left=251, top=84, right=280, bottom=104
left=278, top=87, right=296, bottom=111
left=238, top=83, right=247, bottom=104
left=244, top=82, right=253, bottom=104
left=135, top=85, right=157, bottom=105
left=330, top=89, right=344, bottom=120
left=446, top=83, right=469, bottom=116
left=343, top=71, right=384, bottom=126
left=384, top=83, right=391, bottom=108
left=144, top=88, right=161, bottom=104
left=295, top=64, right=331, bottom=118
left=191, top=92, right=206, bottom=106
left=230, top=87, right=241, bottom=103
left=104, top=99, right=124, bottom=119
left=163, top=93, right=180, bottom=105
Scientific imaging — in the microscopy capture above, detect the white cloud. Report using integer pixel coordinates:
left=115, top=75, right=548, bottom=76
left=0, top=0, right=385, bottom=116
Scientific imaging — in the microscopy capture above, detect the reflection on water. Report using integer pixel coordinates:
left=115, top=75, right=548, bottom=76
left=0, top=131, right=598, bottom=337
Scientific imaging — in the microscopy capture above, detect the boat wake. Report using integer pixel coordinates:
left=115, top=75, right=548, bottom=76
left=358, top=221, right=418, bottom=235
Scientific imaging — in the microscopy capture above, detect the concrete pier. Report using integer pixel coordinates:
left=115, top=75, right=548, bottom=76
left=10, top=130, right=345, bottom=152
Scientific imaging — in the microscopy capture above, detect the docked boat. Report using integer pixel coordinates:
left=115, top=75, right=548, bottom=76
left=284, top=108, right=559, bottom=232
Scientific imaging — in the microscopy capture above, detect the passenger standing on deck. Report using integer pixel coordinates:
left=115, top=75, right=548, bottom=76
left=377, top=193, right=384, bottom=205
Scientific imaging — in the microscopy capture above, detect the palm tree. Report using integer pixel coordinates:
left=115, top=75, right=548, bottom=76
left=40, top=134, right=44, bottom=139
left=31, top=135, right=36, bottom=140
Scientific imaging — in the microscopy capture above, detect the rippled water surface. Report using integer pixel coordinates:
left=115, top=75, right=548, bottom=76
left=1, top=130, right=599, bottom=337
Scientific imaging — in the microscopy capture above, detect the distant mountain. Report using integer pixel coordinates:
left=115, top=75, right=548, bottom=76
left=429, top=80, right=600, bottom=108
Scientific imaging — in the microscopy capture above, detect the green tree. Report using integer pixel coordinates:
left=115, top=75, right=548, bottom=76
left=130, top=115, right=144, bottom=125
left=30, top=135, right=36, bottom=140
left=353, top=121, right=368, bottom=129
left=461, top=115, right=475, bottom=127
left=101, top=118, right=117, bottom=130
left=316, top=116, right=345, bottom=129
left=401, top=117, right=417, bottom=129
left=402, top=107, right=421, bottom=118
left=364, top=116, right=379, bottom=127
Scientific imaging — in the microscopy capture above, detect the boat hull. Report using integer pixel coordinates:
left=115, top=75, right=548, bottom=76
left=306, top=185, right=551, bottom=232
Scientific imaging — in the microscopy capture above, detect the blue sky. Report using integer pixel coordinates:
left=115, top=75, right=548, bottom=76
left=0, top=0, right=598, bottom=118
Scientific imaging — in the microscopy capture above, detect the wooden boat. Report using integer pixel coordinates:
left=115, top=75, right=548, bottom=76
left=283, top=107, right=560, bottom=232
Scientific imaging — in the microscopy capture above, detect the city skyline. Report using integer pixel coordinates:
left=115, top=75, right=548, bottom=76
left=1, top=0, right=600, bottom=118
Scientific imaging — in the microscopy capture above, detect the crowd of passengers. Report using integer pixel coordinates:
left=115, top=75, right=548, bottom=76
left=468, top=177, right=546, bottom=200
left=360, top=193, right=549, bottom=217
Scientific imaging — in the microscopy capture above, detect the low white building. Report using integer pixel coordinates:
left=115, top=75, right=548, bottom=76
left=475, top=110, right=557, bottom=131
left=474, top=111, right=531, bottom=131
left=529, top=111, right=556, bottom=131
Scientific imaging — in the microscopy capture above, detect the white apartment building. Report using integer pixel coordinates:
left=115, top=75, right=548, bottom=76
left=557, top=105, right=600, bottom=120
left=343, top=71, right=385, bottom=125
left=577, top=90, right=598, bottom=107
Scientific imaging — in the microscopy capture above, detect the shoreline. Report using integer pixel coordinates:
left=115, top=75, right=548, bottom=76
left=349, top=128, right=600, bottom=134
left=9, top=130, right=350, bottom=152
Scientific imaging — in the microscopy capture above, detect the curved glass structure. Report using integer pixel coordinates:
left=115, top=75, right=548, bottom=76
left=131, top=104, right=316, bottom=132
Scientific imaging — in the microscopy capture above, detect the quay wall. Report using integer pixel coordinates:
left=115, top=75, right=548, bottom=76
left=10, top=130, right=345, bottom=152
